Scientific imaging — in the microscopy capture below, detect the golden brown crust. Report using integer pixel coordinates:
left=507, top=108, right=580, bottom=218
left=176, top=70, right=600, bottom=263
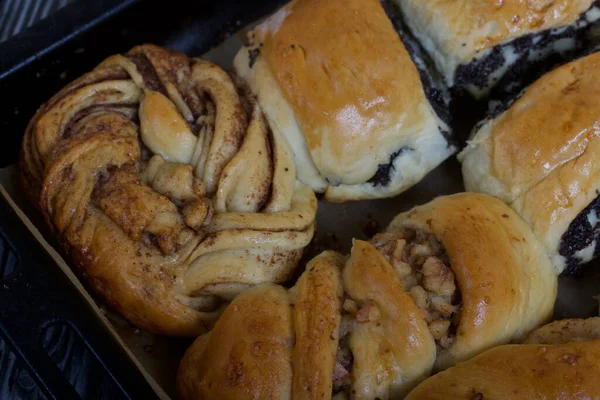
left=178, top=243, right=437, bottom=399
left=387, top=193, right=557, bottom=369
left=405, top=341, right=600, bottom=400
left=398, top=0, right=593, bottom=64
left=525, top=317, right=600, bottom=344
left=71, top=212, right=219, bottom=336
left=260, top=0, right=426, bottom=159
left=238, top=0, right=451, bottom=193
left=491, top=52, right=600, bottom=200
left=292, top=251, right=345, bottom=399
left=20, top=44, right=317, bottom=336
left=343, top=241, right=436, bottom=398
left=177, top=285, right=294, bottom=400
left=461, top=51, right=600, bottom=273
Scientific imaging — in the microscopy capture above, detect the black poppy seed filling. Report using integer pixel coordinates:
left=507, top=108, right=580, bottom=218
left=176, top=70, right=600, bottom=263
left=380, top=0, right=451, bottom=128
left=466, top=44, right=600, bottom=142
left=453, top=1, right=600, bottom=102
left=367, top=147, right=413, bottom=187
left=247, top=47, right=260, bottom=69
left=364, top=1, right=454, bottom=188
left=559, top=193, right=600, bottom=275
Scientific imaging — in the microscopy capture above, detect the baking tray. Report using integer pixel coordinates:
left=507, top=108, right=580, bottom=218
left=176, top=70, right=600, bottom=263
left=2, top=0, right=600, bottom=399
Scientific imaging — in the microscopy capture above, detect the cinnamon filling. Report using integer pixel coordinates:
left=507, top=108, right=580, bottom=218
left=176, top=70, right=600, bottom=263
left=373, top=228, right=462, bottom=352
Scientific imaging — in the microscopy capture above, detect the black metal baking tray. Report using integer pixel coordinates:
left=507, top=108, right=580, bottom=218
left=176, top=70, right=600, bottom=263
left=0, top=0, right=286, bottom=398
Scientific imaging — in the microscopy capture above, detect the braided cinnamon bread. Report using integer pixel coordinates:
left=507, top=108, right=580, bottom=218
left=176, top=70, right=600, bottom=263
left=20, top=44, right=317, bottom=336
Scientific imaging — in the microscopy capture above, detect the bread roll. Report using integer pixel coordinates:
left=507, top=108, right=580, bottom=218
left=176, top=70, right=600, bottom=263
left=177, top=241, right=436, bottom=399
left=406, top=318, right=600, bottom=399
left=234, top=0, right=454, bottom=201
left=524, top=317, right=600, bottom=344
left=393, top=0, right=600, bottom=98
left=20, top=44, right=317, bottom=336
left=460, top=51, right=600, bottom=274
left=372, top=192, right=557, bottom=370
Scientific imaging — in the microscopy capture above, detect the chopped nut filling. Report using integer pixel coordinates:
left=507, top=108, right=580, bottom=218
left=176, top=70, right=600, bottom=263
left=373, top=228, right=462, bottom=352
left=332, top=314, right=354, bottom=395
left=331, top=298, right=384, bottom=396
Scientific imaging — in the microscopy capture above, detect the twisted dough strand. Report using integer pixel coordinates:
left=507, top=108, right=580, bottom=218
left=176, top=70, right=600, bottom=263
left=20, top=44, right=317, bottom=336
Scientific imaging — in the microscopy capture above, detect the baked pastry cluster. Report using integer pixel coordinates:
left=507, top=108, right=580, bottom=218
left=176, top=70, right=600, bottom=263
left=177, top=194, right=558, bottom=399
left=461, top=51, right=600, bottom=275
left=393, top=0, right=600, bottom=98
left=18, top=0, right=600, bottom=398
left=20, top=44, right=317, bottom=336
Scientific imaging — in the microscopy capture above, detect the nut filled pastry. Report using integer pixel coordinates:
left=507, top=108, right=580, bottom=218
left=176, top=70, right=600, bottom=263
left=393, top=0, right=600, bottom=98
left=234, top=0, right=455, bottom=201
left=460, top=51, right=600, bottom=275
left=406, top=317, right=600, bottom=399
left=20, top=44, right=317, bottom=336
left=177, top=241, right=436, bottom=400
left=372, top=193, right=557, bottom=370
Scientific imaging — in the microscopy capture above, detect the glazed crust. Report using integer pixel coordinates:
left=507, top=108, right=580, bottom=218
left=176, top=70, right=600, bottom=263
left=177, top=285, right=294, bottom=400
left=394, top=0, right=594, bottom=83
left=525, top=317, right=600, bottom=344
left=460, top=51, right=600, bottom=273
left=405, top=341, right=600, bottom=400
left=292, top=251, right=345, bottom=399
left=177, top=242, right=436, bottom=400
left=386, top=193, right=557, bottom=369
left=20, top=44, right=317, bottom=336
left=234, top=0, right=453, bottom=201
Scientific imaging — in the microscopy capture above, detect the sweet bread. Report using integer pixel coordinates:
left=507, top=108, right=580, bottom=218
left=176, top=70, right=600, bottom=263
left=372, top=192, right=557, bottom=370
left=406, top=318, right=600, bottom=399
left=460, top=51, right=600, bottom=274
left=20, top=44, right=317, bottom=336
left=177, top=241, right=436, bottom=399
left=234, top=0, right=455, bottom=201
left=393, top=0, right=600, bottom=98
left=524, top=317, right=600, bottom=344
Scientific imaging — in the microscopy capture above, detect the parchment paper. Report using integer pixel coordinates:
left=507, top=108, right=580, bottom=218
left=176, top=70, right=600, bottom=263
left=2, top=20, right=599, bottom=400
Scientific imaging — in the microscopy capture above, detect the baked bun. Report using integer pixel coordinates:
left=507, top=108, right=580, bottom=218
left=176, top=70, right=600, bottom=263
left=20, top=44, right=317, bottom=336
left=524, top=317, right=600, bottom=344
left=234, top=0, right=455, bottom=201
left=393, top=0, right=600, bottom=98
left=177, top=241, right=436, bottom=399
left=406, top=318, right=600, bottom=399
left=372, top=192, right=557, bottom=370
left=460, top=51, right=600, bottom=275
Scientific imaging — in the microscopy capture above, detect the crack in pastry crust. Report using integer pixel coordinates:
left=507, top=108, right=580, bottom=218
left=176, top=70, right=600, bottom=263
left=20, top=44, right=317, bottom=336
